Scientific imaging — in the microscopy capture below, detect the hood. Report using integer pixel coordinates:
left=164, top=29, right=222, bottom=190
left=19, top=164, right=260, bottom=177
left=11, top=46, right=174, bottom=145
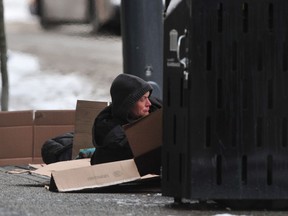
left=110, top=73, right=153, bottom=121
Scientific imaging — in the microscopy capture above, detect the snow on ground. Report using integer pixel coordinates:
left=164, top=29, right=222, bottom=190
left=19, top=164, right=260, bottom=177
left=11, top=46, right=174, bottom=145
left=2, top=0, right=101, bottom=111
left=3, top=0, right=35, bottom=23
left=7, top=51, right=96, bottom=110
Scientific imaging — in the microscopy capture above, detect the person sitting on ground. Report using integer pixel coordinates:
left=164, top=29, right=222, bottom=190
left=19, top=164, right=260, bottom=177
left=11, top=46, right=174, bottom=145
left=90, top=73, right=162, bottom=165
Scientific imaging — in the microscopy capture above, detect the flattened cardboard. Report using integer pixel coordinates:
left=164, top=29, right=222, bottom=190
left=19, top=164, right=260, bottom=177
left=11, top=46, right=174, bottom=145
left=0, top=111, right=34, bottom=165
left=0, top=110, right=76, bottom=165
left=49, top=108, right=162, bottom=192
left=34, top=110, right=75, bottom=125
left=0, top=127, right=33, bottom=158
left=50, top=159, right=140, bottom=192
left=0, top=110, right=33, bottom=126
left=33, top=125, right=75, bottom=162
left=0, top=158, right=34, bottom=166
left=31, top=158, right=91, bottom=177
left=72, top=100, right=108, bottom=158
left=33, top=110, right=75, bottom=163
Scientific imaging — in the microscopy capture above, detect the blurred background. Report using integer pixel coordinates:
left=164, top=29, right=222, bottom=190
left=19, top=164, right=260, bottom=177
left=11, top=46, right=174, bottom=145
left=4, top=0, right=123, bottom=110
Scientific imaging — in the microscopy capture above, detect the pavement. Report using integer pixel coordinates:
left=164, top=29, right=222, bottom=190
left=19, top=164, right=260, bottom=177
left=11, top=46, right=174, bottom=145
left=1, top=165, right=288, bottom=216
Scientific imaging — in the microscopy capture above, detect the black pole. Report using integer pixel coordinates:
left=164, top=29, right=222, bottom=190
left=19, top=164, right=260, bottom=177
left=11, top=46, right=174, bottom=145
left=0, top=0, right=9, bottom=111
left=121, top=0, right=163, bottom=99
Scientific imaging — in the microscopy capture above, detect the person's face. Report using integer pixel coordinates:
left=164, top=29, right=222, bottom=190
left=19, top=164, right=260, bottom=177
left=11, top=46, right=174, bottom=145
left=130, top=92, right=151, bottom=119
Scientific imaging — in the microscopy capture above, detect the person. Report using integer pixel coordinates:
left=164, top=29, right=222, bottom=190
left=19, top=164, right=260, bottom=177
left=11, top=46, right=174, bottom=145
left=90, top=73, right=162, bottom=165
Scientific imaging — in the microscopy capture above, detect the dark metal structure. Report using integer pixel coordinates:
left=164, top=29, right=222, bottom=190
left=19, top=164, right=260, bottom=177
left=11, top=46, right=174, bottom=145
left=162, top=0, right=288, bottom=206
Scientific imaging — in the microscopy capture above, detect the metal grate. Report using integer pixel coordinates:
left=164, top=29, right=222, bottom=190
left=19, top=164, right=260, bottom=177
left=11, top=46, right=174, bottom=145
left=162, top=0, right=288, bottom=201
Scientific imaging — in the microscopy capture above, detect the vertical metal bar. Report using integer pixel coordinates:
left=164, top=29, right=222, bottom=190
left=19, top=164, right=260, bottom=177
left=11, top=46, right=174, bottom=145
left=121, top=0, right=163, bottom=98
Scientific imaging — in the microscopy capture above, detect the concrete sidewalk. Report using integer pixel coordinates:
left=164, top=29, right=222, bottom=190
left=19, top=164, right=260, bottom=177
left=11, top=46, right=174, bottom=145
left=0, top=165, right=286, bottom=216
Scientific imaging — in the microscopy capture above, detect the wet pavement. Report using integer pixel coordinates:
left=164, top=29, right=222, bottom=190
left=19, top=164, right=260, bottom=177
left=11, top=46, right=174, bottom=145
left=1, top=165, right=288, bottom=216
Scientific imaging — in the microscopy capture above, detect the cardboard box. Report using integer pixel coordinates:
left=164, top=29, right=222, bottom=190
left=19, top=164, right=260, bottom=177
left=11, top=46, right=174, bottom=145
left=123, top=109, right=163, bottom=176
left=72, top=100, right=108, bottom=158
left=33, top=110, right=75, bottom=163
left=0, top=111, right=34, bottom=166
left=48, top=109, right=163, bottom=192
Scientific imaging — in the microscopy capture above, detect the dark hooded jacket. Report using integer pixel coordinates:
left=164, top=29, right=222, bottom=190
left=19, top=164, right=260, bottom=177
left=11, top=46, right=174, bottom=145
left=90, top=74, right=162, bottom=165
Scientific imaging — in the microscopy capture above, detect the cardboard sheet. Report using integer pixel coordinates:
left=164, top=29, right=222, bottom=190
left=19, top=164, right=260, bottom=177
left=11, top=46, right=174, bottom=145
left=47, top=104, right=162, bottom=192
left=72, top=100, right=108, bottom=158
left=0, top=111, right=34, bottom=165
left=49, top=159, right=140, bottom=192
left=124, top=109, right=162, bottom=157
left=31, top=159, right=91, bottom=177
left=0, top=109, right=75, bottom=165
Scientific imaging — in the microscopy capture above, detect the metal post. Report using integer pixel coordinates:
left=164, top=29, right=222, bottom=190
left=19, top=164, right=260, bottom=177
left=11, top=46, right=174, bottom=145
left=121, top=0, right=163, bottom=99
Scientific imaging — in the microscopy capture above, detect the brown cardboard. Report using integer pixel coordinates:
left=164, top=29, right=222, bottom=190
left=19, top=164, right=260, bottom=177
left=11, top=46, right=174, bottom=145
left=0, top=158, right=34, bottom=166
left=0, top=111, right=34, bottom=165
left=0, top=126, right=33, bottom=158
left=124, top=109, right=163, bottom=176
left=72, top=100, right=108, bottom=158
left=0, top=109, right=77, bottom=165
left=34, top=110, right=75, bottom=125
left=49, top=108, right=162, bottom=192
left=50, top=159, right=141, bottom=192
left=33, top=110, right=75, bottom=163
left=124, top=109, right=162, bottom=157
left=33, top=125, right=75, bottom=163
left=31, top=158, right=91, bottom=177
left=0, top=110, right=33, bottom=126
